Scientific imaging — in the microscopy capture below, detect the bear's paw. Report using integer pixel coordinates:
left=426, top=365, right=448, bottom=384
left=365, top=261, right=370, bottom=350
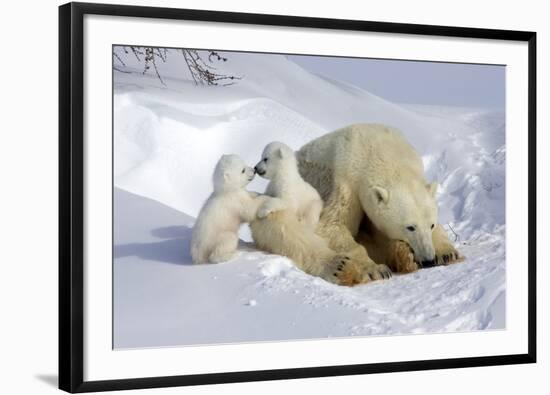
left=325, top=255, right=363, bottom=286
left=434, top=245, right=464, bottom=266
left=360, top=262, right=393, bottom=282
left=387, top=240, right=419, bottom=273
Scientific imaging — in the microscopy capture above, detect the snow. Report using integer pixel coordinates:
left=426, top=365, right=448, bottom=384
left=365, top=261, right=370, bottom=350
left=113, top=49, right=505, bottom=348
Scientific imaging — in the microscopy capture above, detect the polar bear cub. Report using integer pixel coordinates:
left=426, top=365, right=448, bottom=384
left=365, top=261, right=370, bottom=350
left=191, top=154, right=273, bottom=264
left=254, top=142, right=323, bottom=230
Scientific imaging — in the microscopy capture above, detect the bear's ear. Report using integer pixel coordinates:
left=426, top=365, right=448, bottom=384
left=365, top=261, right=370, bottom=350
left=223, top=171, right=231, bottom=181
left=275, top=148, right=284, bottom=159
left=372, top=186, right=389, bottom=204
left=427, top=181, right=438, bottom=197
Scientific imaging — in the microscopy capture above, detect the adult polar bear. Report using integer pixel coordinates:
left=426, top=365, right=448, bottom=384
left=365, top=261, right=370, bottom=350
left=251, top=123, right=461, bottom=286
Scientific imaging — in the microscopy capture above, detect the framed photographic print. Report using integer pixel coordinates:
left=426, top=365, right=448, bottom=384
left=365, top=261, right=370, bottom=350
left=59, top=1, right=537, bottom=393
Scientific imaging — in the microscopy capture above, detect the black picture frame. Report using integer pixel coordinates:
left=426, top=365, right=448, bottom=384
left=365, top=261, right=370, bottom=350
left=59, top=2, right=537, bottom=393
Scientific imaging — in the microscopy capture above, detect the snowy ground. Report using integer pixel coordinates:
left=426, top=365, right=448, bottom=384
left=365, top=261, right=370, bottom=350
left=113, top=49, right=505, bottom=348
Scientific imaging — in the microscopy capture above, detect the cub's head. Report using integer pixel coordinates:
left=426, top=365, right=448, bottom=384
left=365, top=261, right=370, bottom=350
left=254, top=141, right=296, bottom=180
left=213, top=154, right=255, bottom=191
left=366, top=181, right=439, bottom=265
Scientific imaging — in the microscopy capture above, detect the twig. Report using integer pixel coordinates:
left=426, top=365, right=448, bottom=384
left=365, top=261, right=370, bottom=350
left=130, top=46, right=143, bottom=61
left=114, top=46, right=240, bottom=86
left=113, top=52, right=126, bottom=67
left=182, top=49, right=199, bottom=85
left=447, top=223, right=460, bottom=242
left=113, top=66, right=132, bottom=73
left=148, top=48, right=165, bottom=85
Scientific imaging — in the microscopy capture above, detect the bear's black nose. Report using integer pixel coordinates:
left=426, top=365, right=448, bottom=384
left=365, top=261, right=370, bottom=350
left=253, top=166, right=258, bottom=174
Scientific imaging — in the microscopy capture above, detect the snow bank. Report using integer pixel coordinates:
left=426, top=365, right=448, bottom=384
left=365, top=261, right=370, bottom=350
left=114, top=188, right=504, bottom=348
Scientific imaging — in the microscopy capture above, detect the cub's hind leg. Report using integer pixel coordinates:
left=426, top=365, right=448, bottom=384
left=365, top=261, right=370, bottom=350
left=208, top=232, right=239, bottom=263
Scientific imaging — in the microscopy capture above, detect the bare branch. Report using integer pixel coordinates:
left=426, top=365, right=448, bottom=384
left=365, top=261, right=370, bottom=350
left=113, top=66, right=132, bottom=73
left=130, top=46, right=143, bottom=61
left=143, top=47, right=165, bottom=85
left=113, top=46, right=241, bottom=87
left=447, top=223, right=460, bottom=242
left=113, top=52, right=126, bottom=67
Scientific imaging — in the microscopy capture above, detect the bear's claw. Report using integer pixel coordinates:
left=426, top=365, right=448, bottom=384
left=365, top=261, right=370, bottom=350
left=435, top=251, right=464, bottom=266
left=433, top=227, right=464, bottom=266
left=361, top=263, right=393, bottom=282
left=325, top=256, right=393, bottom=286
left=326, top=255, right=362, bottom=286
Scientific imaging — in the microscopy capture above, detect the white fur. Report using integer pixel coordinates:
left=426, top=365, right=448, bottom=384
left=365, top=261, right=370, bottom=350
left=254, top=142, right=323, bottom=230
left=297, top=123, right=439, bottom=264
left=251, top=125, right=458, bottom=285
left=250, top=142, right=356, bottom=285
left=191, top=154, right=270, bottom=264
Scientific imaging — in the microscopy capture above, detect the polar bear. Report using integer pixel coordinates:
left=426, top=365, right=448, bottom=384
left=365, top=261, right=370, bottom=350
left=297, top=123, right=462, bottom=282
left=250, top=142, right=367, bottom=285
left=191, top=154, right=274, bottom=264
left=253, top=142, right=323, bottom=230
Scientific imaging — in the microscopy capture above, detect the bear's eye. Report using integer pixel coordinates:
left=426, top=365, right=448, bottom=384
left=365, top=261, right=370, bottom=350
left=242, top=168, right=245, bottom=174
left=406, top=225, right=416, bottom=232
left=431, top=224, right=435, bottom=229
left=263, top=158, right=268, bottom=162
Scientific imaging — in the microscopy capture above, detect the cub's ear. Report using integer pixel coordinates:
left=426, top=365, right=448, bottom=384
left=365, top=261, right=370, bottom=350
left=372, top=186, right=389, bottom=204
left=275, top=148, right=284, bottom=159
left=223, top=171, right=230, bottom=181
left=427, top=181, right=438, bottom=197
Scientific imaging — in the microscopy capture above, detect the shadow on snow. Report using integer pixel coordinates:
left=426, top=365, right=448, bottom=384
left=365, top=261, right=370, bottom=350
left=114, top=225, right=193, bottom=265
